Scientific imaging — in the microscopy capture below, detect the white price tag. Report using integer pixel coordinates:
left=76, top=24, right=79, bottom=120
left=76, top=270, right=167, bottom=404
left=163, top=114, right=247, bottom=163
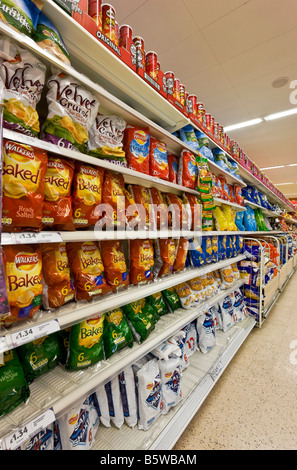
left=11, top=320, right=60, bottom=348
left=5, top=409, right=56, bottom=450
left=0, top=336, right=8, bottom=353
left=14, top=232, right=63, bottom=245
left=1, top=233, right=16, bottom=245
left=209, top=359, right=223, bottom=381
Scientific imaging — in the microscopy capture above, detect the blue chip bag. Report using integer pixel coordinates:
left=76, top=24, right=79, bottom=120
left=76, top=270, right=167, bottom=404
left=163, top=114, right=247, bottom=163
left=188, top=238, right=205, bottom=267
left=179, top=125, right=200, bottom=151
left=0, top=0, right=41, bottom=37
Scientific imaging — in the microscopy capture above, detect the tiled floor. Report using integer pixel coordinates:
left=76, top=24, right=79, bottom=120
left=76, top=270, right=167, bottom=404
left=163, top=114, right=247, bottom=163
left=173, top=269, right=297, bottom=450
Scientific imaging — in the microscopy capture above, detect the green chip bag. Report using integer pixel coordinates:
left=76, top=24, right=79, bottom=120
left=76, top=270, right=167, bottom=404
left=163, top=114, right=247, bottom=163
left=57, top=327, right=71, bottom=365
left=103, top=307, right=133, bottom=359
left=147, top=292, right=168, bottom=317
left=17, top=333, right=62, bottom=385
left=162, top=288, right=182, bottom=312
left=123, top=299, right=155, bottom=343
left=66, top=315, right=104, bottom=370
left=0, top=349, right=30, bottom=418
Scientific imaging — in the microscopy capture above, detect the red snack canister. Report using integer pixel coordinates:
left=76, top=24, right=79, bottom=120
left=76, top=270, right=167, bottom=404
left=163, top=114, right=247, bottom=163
left=145, top=51, right=158, bottom=80
left=210, top=116, right=215, bottom=135
left=102, top=3, right=116, bottom=42
left=115, top=21, right=119, bottom=46
left=119, top=25, right=133, bottom=49
left=133, top=36, right=145, bottom=68
left=196, top=102, right=204, bottom=122
left=219, top=125, right=225, bottom=144
left=179, top=84, right=186, bottom=106
left=205, top=113, right=211, bottom=132
left=88, top=0, right=102, bottom=30
left=214, top=122, right=220, bottom=140
left=174, top=78, right=180, bottom=102
left=188, top=94, right=197, bottom=115
left=165, top=71, right=175, bottom=96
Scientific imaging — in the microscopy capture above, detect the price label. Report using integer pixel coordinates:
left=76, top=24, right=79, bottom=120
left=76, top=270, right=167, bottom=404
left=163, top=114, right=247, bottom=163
left=209, top=359, right=223, bottom=381
left=0, top=336, right=8, bottom=353
left=5, top=409, right=56, bottom=450
left=14, top=232, right=63, bottom=245
left=11, top=320, right=60, bottom=348
left=1, top=233, right=16, bottom=245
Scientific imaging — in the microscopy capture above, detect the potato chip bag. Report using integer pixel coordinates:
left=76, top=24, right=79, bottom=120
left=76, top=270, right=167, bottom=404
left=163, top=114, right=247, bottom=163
left=149, top=137, right=169, bottom=180
left=66, top=315, right=105, bottom=370
left=101, top=171, right=126, bottom=229
left=122, top=299, right=155, bottom=343
left=0, top=0, right=40, bottom=37
left=146, top=292, right=168, bottom=317
left=2, top=244, right=43, bottom=326
left=149, top=187, right=169, bottom=230
left=222, top=205, right=238, bottom=231
left=88, top=114, right=127, bottom=166
left=174, top=282, right=195, bottom=309
left=129, top=239, right=154, bottom=285
left=124, top=186, right=141, bottom=228
left=100, top=240, right=129, bottom=292
left=42, top=156, right=75, bottom=230
left=128, top=184, right=156, bottom=230
left=187, top=194, right=202, bottom=231
left=103, top=307, right=134, bottom=359
left=32, top=12, right=70, bottom=64
left=41, top=242, right=75, bottom=309
left=43, top=73, right=99, bottom=153
left=66, top=241, right=111, bottom=301
left=165, top=193, right=190, bottom=230
left=123, top=125, right=150, bottom=174
left=173, top=238, right=189, bottom=272
left=178, top=149, right=197, bottom=189
left=2, top=139, right=48, bottom=232
left=0, top=37, right=46, bottom=137
left=72, top=163, right=104, bottom=228
left=167, top=154, right=178, bottom=184
left=154, top=238, right=176, bottom=278
left=162, top=287, right=181, bottom=312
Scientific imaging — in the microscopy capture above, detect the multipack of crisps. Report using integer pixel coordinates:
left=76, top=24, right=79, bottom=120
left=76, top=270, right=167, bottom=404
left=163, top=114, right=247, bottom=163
left=43, top=156, right=75, bottom=230
left=100, top=240, right=129, bottom=292
left=88, top=114, right=127, bottom=166
left=178, top=149, right=197, bottom=189
left=0, top=37, right=46, bottom=137
left=167, top=154, right=178, bottom=184
left=41, top=242, right=75, bottom=309
left=153, top=238, right=176, bottom=278
left=149, top=188, right=168, bottom=230
left=129, top=239, right=154, bottom=285
left=72, top=163, right=104, bottom=228
left=165, top=193, right=191, bottom=230
left=123, top=125, right=150, bottom=174
left=2, top=244, right=43, bottom=326
left=67, top=241, right=111, bottom=301
left=128, top=184, right=156, bottom=230
left=2, top=139, right=48, bottom=232
left=149, top=137, right=169, bottom=180
left=173, top=238, right=189, bottom=272
left=101, top=171, right=126, bottom=229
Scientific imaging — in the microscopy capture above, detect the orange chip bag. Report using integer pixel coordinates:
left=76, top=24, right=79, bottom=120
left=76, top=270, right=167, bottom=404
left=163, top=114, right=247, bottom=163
left=2, top=244, right=43, bottom=326
left=100, top=240, right=129, bottom=292
left=128, top=184, right=156, bottom=230
left=41, top=242, right=75, bottom=309
left=123, top=125, right=150, bottom=174
left=173, top=238, right=189, bottom=272
left=165, top=193, right=191, bottom=230
left=66, top=241, right=111, bottom=301
left=72, top=163, right=104, bottom=228
left=42, top=156, right=75, bottom=230
left=124, top=186, right=141, bottom=228
left=149, top=137, right=169, bottom=180
left=177, top=149, right=197, bottom=189
left=2, top=139, right=48, bottom=232
left=101, top=171, right=126, bottom=229
left=149, top=187, right=169, bottom=230
left=154, top=238, right=176, bottom=278
left=187, top=194, right=202, bottom=231
left=167, top=154, right=178, bottom=184
left=129, top=239, right=154, bottom=285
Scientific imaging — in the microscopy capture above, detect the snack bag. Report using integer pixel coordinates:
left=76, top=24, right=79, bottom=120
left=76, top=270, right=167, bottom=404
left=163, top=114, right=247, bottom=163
left=187, top=277, right=203, bottom=302
left=101, top=171, right=126, bottom=229
left=67, top=241, right=111, bottom=301
left=219, top=295, right=234, bottom=332
left=165, top=193, right=189, bottom=230
left=42, top=155, right=75, bottom=230
left=124, top=186, right=142, bottom=228
left=123, top=299, right=155, bottom=343
left=187, top=194, right=202, bottom=231
left=72, top=163, right=104, bottom=228
left=33, top=12, right=70, bottom=64
left=88, top=114, right=127, bottom=166
left=128, top=184, right=155, bottom=230
left=17, top=333, right=62, bottom=384
left=2, top=139, right=48, bottom=232
left=119, top=366, right=138, bottom=428
left=162, top=287, right=181, bottom=312
left=196, top=312, right=216, bottom=354
left=178, top=149, right=197, bottom=189
left=213, top=206, right=228, bottom=231
left=167, top=153, right=178, bottom=184
left=179, top=124, right=199, bottom=151
left=0, top=0, right=40, bottom=36
left=149, top=187, right=169, bottom=230
left=0, top=349, right=30, bottom=418
left=41, top=242, right=75, bottom=309
left=103, top=307, right=134, bottom=359
left=158, top=356, right=182, bottom=414
left=104, top=377, right=124, bottom=429
left=2, top=244, right=43, bottom=326
left=174, top=282, right=195, bottom=309
left=129, top=239, right=154, bottom=285
left=100, top=240, right=129, bottom=292
left=123, top=125, right=150, bottom=174
left=220, top=265, right=234, bottom=289
left=222, top=205, right=238, bottom=231
left=0, top=37, right=46, bottom=137
left=146, top=291, right=168, bottom=317
left=173, top=238, right=189, bottom=272
left=43, top=73, right=99, bottom=153
left=149, top=137, right=169, bottom=180
left=188, top=237, right=205, bottom=268
left=153, top=238, right=176, bottom=278
left=66, top=315, right=105, bottom=370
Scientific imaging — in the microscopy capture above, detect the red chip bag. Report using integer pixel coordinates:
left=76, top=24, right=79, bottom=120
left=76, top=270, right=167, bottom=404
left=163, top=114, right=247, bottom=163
left=149, top=137, right=169, bottom=180
left=234, top=185, right=244, bottom=206
left=128, top=184, right=156, bottom=230
left=72, top=163, right=104, bottom=228
left=186, top=194, right=202, bottom=231
left=167, top=154, right=178, bottom=184
left=101, top=171, right=126, bottom=229
left=100, top=240, right=129, bottom=292
left=66, top=241, right=111, bottom=301
left=173, top=238, right=189, bottom=272
left=219, top=176, right=229, bottom=200
left=123, top=125, right=150, bottom=174
left=41, top=242, right=75, bottom=309
left=165, top=193, right=191, bottom=230
left=124, top=186, right=141, bottom=228
left=149, top=188, right=169, bottom=230
left=129, top=239, right=154, bottom=285
left=2, top=139, right=48, bottom=232
left=42, top=156, right=75, bottom=230
left=228, top=184, right=235, bottom=203
left=154, top=238, right=176, bottom=278
left=177, top=149, right=197, bottom=189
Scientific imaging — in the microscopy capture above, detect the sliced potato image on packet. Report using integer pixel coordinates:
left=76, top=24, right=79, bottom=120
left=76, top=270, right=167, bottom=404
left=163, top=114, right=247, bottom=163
left=33, top=12, right=70, bottom=64
left=88, top=114, right=127, bottom=166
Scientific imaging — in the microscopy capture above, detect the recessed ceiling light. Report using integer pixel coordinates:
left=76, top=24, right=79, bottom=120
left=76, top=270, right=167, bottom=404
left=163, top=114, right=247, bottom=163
left=265, top=107, right=297, bottom=121
left=224, top=118, right=263, bottom=132
left=271, top=76, right=289, bottom=88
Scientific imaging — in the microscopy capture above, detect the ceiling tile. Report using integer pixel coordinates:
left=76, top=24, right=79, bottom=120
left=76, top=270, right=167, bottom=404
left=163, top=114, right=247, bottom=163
left=183, top=0, right=249, bottom=29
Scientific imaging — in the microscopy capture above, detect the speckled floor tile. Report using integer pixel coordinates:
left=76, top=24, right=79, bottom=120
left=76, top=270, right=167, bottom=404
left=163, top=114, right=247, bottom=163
left=173, top=269, right=297, bottom=451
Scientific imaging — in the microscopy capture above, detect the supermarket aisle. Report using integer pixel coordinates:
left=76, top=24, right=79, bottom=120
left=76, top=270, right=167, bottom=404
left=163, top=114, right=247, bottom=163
left=174, top=269, right=297, bottom=451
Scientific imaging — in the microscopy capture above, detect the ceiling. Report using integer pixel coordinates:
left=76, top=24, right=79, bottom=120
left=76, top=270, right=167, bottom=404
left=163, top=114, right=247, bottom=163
left=111, top=0, right=297, bottom=200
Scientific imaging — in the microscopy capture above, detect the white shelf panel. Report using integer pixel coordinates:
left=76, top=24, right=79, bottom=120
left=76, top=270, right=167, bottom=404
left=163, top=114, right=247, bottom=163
left=214, top=197, right=246, bottom=213
left=0, top=280, right=247, bottom=448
